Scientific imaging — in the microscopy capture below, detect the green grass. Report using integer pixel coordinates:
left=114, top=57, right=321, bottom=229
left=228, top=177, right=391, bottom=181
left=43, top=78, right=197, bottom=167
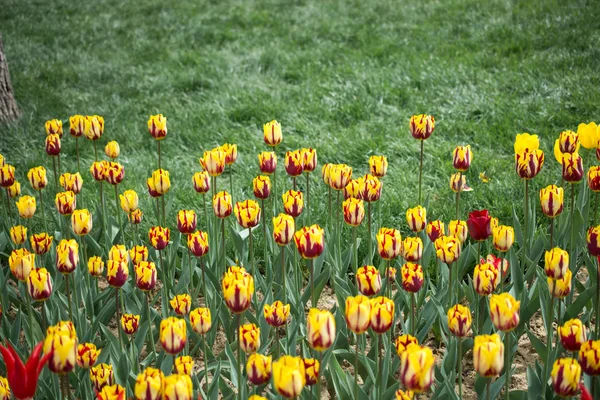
left=1, top=0, right=600, bottom=233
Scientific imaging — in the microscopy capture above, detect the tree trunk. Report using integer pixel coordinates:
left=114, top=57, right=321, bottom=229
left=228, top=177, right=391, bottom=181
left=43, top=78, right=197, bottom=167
left=0, top=34, right=20, bottom=123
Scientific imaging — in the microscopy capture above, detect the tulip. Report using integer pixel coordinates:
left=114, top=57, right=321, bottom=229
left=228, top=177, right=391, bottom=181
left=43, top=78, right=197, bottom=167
left=282, top=190, right=303, bottom=218
left=356, top=265, right=381, bottom=296
left=448, top=219, right=468, bottom=243
left=27, top=166, right=47, bottom=190
left=9, top=225, right=27, bottom=245
left=399, top=345, right=435, bottom=393
left=548, top=270, right=572, bottom=298
left=588, top=226, right=600, bottom=256
left=538, top=185, right=564, bottom=221
left=84, top=115, right=104, bottom=140
left=109, top=244, right=129, bottom=262
left=149, top=168, right=170, bottom=195
left=402, top=237, right=423, bottom=262
left=239, top=323, right=261, bottom=354
left=71, top=208, right=92, bottom=235
left=60, top=172, right=83, bottom=194
left=134, top=367, right=163, bottom=400
left=453, top=145, right=472, bottom=171
left=253, top=175, right=271, bottom=199
left=344, top=179, right=362, bottom=199
left=264, top=300, right=290, bottom=327
left=213, top=191, right=232, bottom=218
left=222, top=266, right=254, bottom=314
left=467, top=209, right=491, bottom=241
left=90, top=161, right=108, bottom=181
left=329, top=164, right=353, bottom=190
left=97, top=384, right=127, bottom=400
left=27, top=268, right=53, bottom=301
left=434, top=235, right=461, bottom=264
left=473, top=334, right=504, bottom=377
left=474, top=262, right=500, bottom=296
left=234, top=199, right=261, bottom=229
left=301, top=358, right=319, bottom=386
left=544, top=247, right=569, bottom=279
left=345, top=295, right=371, bottom=334
left=357, top=174, right=382, bottom=202
left=221, top=143, right=238, bottom=165
left=105, top=162, right=124, bottom=185
left=562, top=152, right=584, bottom=183
left=55, top=191, right=76, bottom=215
left=579, top=340, right=600, bottom=375
left=558, top=319, right=587, bottom=352
left=395, top=334, right=419, bottom=357
left=160, top=317, right=187, bottom=355
left=107, top=260, right=129, bottom=288
left=369, top=155, right=388, bottom=178
left=448, top=304, right=472, bottom=337
left=200, top=148, right=226, bottom=177
left=401, top=262, right=424, bottom=293
left=377, top=228, right=402, bottom=260
left=0, top=341, right=50, bottom=400
left=272, top=355, right=306, bottom=398
left=578, top=122, right=598, bottom=149
left=409, top=114, right=435, bottom=140
left=121, top=314, right=140, bottom=335
left=551, top=358, right=581, bottom=397
left=69, top=115, right=85, bottom=137
left=88, top=256, right=105, bottom=277
left=263, top=120, right=282, bottom=146
left=515, top=148, right=544, bottom=179
left=558, top=130, right=579, bottom=153
left=395, top=390, right=415, bottom=400
left=187, top=230, right=209, bottom=257
left=174, top=356, right=194, bottom=375
left=104, top=141, right=120, bottom=159
left=9, top=248, right=35, bottom=281
left=273, top=213, right=295, bottom=246
left=128, top=245, right=148, bottom=266
left=298, top=148, right=317, bottom=173
left=45, top=119, right=63, bottom=136
left=307, top=308, right=336, bottom=351
left=56, top=239, right=79, bottom=274
left=29, top=232, right=52, bottom=255
left=484, top=254, right=509, bottom=279
left=370, top=296, right=394, bottom=333
left=386, top=266, right=397, bottom=283
left=450, top=172, right=467, bottom=193
left=493, top=225, right=514, bottom=253
left=426, top=220, right=445, bottom=242
left=170, top=294, right=192, bottom=316
left=128, top=209, right=143, bottom=225
left=148, top=114, right=167, bottom=140
left=148, top=226, right=170, bottom=250
left=294, top=225, right=325, bottom=259
left=514, top=133, right=540, bottom=153
left=43, top=321, right=78, bottom=374
left=284, top=150, right=304, bottom=178
left=192, top=171, right=210, bottom=193
left=90, top=363, right=114, bottom=392
left=118, top=189, right=138, bottom=213
left=176, top=209, right=196, bottom=234
left=588, top=166, right=600, bottom=196
left=7, top=181, right=20, bottom=198
left=189, top=307, right=211, bottom=335
left=489, top=293, right=520, bottom=332
left=0, top=164, right=15, bottom=188
left=45, top=134, right=61, bottom=156
left=258, top=151, right=277, bottom=175
left=76, top=343, right=100, bottom=368
left=406, top=205, right=426, bottom=232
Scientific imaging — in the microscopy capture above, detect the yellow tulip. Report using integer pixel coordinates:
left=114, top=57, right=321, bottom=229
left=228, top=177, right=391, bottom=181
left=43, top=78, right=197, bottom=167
left=402, top=237, right=423, bottom=262
left=213, top=191, right=232, bottom=218
left=27, top=267, right=53, bottom=301
left=577, top=121, right=598, bottom=149
left=200, top=148, right=226, bottom=177
left=234, top=199, right=261, bottom=229
left=84, top=115, right=104, bottom=140
left=56, top=239, right=79, bottom=274
left=489, top=293, right=520, bottom=332
left=60, top=172, right=83, bottom=194
left=170, top=294, right=192, bottom=316
left=160, top=317, right=187, bottom=355
left=306, top=308, right=336, bottom=351
left=345, top=295, right=371, bottom=334
left=376, top=228, right=402, bottom=260
left=272, top=356, right=306, bottom=398
left=548, top=270, right=572, bottom=299
left=273, top=213, right=295, bottom=246
left=55, top=191, right=76, bottom=215
left=119, top=189, right=139, bottom=213
left=406, top=205, right=426, bottom=232
left=399, top=345, right=435, bottom=393
left=134, top=367, right=163, bottom=400
left=189, top=307, right=211, bottom=335
left=369, top=155, right=388, bottom=178
left=370, top=296, right=394, bottom=333
left=246, top=353, right=272, bottom=385
left=162, top=374, right=192, bottom=400
left=43, top=321, right=78, bottom=374
left=264, top=300, right=291, bottom=327
left=239, top=323, right=261, bottom=354
left=174, top=356, right=194, bottom=375
left=222, top=266, right=254, bottom=314
left=473, top=334, right=504, bottom=378
left=551, top=358, right=581, bottom=397
left=434, top=235, right=461, bottom=264
left=9, top=225, right=27, bottom=245
left=27, top=166, right=47, bottom=190
left=263, top=120, right=282, bottom=146
left=104, top=141, right=120, bottom=159
left=71, top=209, right=92, bottom=235
left=447, top=304, right=472, bottom=337
left=514, top=133, right=540, bottom=154
left=148, top=114, right=167, bottom=140
left=90, top=363, right=114, bottom=392
left=45, top=119, right=63, bottom=136
left=544, top=247, right=569, bottom=279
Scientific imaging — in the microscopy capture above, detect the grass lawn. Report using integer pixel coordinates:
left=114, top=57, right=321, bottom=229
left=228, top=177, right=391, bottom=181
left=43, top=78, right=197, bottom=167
left=1, top=0, right=600, bottom=231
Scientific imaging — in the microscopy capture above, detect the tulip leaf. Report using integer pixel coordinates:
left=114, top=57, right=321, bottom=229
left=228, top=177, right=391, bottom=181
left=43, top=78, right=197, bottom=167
left=223, top=341, right=238, bottom=388
left=564, top=285, right=594, bottom=321
left=525, top=327, right=547, bottom=361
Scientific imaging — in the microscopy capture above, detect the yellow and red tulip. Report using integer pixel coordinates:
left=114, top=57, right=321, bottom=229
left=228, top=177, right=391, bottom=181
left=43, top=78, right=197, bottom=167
left=91, top=363, right=114, bottom=392
left=395, top=334, right=419, bottom=357
left=55, top=191, right=76, bottom=215
left=60, top=172, right=83, bottom=194
left=240, top=323, right=261, bottom=354
left=56, top=239, right=78, bottom=275
left=9, top=248, right=35, bottom=281
left=7, top=181, right=20, bottom=198
left=452, top=145, right=472, bottom=171
left=213, top=191, right=233, bottom=218
left=177, top=209, right=196, bottom=234
left=301, top=148, right=317, bottom=173
left=343, top=179, right=362, bottom=199
left=76, top=343, right=100, bottom=368
left=9, top=225, right=27, bottom=245
left=105, top=162, right=125, bottom=185
left=160, top=317, right=187, bottom=355
left=88, top=256, right=105, bottom=277
left=399, top=345, right=435, bottom=393
left=149, top=226, right=170, bottom=250
left=544, top=247, right=569, bottom=279
left=303, top=358, right=320, bottom=386
left=450, top=172, right=467, bottom=193
left=104, top=141, right=120, bottom=159
left=170, top=294, right=192, bottom=316
left=356, top=265, right=381, bottom=296
left=134, top=367, right=163, bottom=400
left=358, top=174, right=382, bottom=202
left=343, top=197, right=365, bottom=227
left=473, top=334, right=504, bottom=378
left=189, top=307, right=211, bottom=335
left=434, top=235, right=461, bottom=264
left=221, top=143, right=238, bottom=165
left=222, top=266, right=254, bottom=314
left=192, top=171, right=210, bottom=194
left=162, top=374, right=192, bottom=400
left=30, top=232, right=53, bottom=255
left=489, top=293, right=520, bottom=332
left=401, top=262, right=424, bottom=293
left=562, top=152, right=584, bottom=183
left=27, top=166, right=47, bottom=190
left=402, top=237, right=423, bottom=262
left=551, top=358, right=581, bottom=397
left=370, top=296, right=394, bottom=333
left=426, top=220, right=445, bottom=242
left=282, top=190, right=303, bottom=218
left=473, top=262, right=499, bottom=296
left=247, top=353, right=272, bottom=385
left=0, top=164, right=15, bottom=188
left=515, top=148, right=544, bottom=180
left=119, top=190, right=138, bottom=213
left=27, top=268, right=53, bottom=301
left=129, top=245, right=148, bottom=266
left=128, top=209, right=143, bottom=225
left=174, top=356, right=194, bottom=375
left=107, top=260, right=129, bottom=288
left=579, top=340, right=600, bottom=376
left=187, top=230, right=209, bottom=257
left=329, top=164, right=353, bottom=191
left=234, top=199, right=261, bottom=229
left=121, top=314, right=140, bottom=335
left=200, top=148, right=226, bottom=177
left=448, top=304, right=472, bottom=337
left=548, top=270, right=572, bottom=298
left=294, top=225, right=325, bottom=259
left=345, top=295, right=371, bottom=334
left=45, top=119, right=63, bottom=137
left=307, top=308, right=336, bottom=351
left=377, top=228, right=402, bottom=260
left=90, top=161, right=108, bottom=182
left=253, top=175, right=271, bottom=200
left=148, top=114, right=167, bottom=140
left=369, top=155, right=388, bottom=178
left=263, top=120, right=282, bottom=146
left=448, top=220, right=468, bottom=243
left=284, top=150, right=304, bottom=177
left=272, top=355, right=306, bottom=398
left=148, top=169, right=170, bottom=195
left=406, top=205, right=426, bottom=232
left=409, top=114, right=435, bottom=140
left=109, top=244, right=128, bottom=262
left=273, top=213, right=295, bottom=246
left=493, top=225, right=514, bottom=252
left=45, top=134, right=61, bottom=156
left=84, top=115, right=104, bottom=140
left=71, top=209, right=92, bottom=235
left=395, top=389, right=415, bottom=400
left=69, top=115, right=85, bottom=138
left=43, top=321, right=78, bottom=374
left=264, top=300, right=291, bottom=327
left=558, top=319, right=587, bottom=352
left=540, top=185, right=564, bottom=218
left=258, top=151, right=277, bottom=175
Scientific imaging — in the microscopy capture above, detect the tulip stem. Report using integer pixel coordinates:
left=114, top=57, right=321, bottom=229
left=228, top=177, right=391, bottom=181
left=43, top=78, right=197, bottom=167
left=523, top=179, right=529, bottom=271
left=116, top=288, right=124, bottom=350
left=596, top=256, right=600, bottom=339
left=368, top=201, right=373, bottom=264
left=411, top=293, right=416, bottom=336
left=377, top=333, right=382, bottom=400
left=203, top=194, right=207, bottom=230
left=418, top=139, right=424, bottom=204
left=306, top=172, right=310, bottom=223
left=338, top=190, right=342, bottom=268
left=311, top=258, right=316, bottom=308
left=39, top=189, right=48, bottom=235
left=159, top=250, right=168, bottom=319
left=328, top=186, right=332, bottom=226
left=455, top=179, right=461, bottom=220
left=353, top=227, right=358, bottom=275
left=354, top=332, right=360, bottom=400
left=114, top=185, right=123, bottom=243
left=65, top=273, right=73, bottom=322
left=248, top=227, right=254, bottom=276
left=157, top=140, right=161, bottom=169
left=52, top=157, right=59, bottom=192
left=448, top=262, right=453, bottom=310
left=229, top=165, right=233, bottom=199
left=221, top=219, right=226, bottom=275
left=543, top=288, right=555, bottom=396
left=26, top=290, right=34, bottom=345
left=273, top=167, right=277, bottom=216
left=549, top=218, right=554, bottom=249
left=145, top=292, right=157, bottom=364
left=202, top=257, right=209, bottom=308
left=281, top=247, right=286, bottom=304
left=486, top=378, right=491, bottom=400
left=75, top=137, right=80, bottom=173
left=203, top=334, right=210, bottom=394
left=236, top=314, right=242, bottom=400
left=161, top=195, right=166, bottom=227
left=594, top=192, right=599, bottom=226
left=3, top=187, right=11, bottom=225
left=261, top=199, right=267, bottom=263
left=505, top=332, right=511, bottom=400
left=458, top=337, right=463, bottom=399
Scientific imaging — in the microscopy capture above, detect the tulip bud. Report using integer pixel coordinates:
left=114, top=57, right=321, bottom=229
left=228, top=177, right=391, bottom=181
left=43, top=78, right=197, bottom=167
left=284, top=150, right=304, bottom=177
left=343, top=179, right=361, bottom=199
left=264, top=300, right=290, bottom=327
left=107, top=260, right=129, bottom=288
left=467, top=209, right=491, bottom=241
left=187, top=230, right=209, bottom=257
left=221, top=143, right=238, bottom=165
left=213, top=191, right=232, bottom=218
left=448, top=220, right=468, bottom=243
left=343, top=197, right=365, bottom=227
left=489, top=293, right=520, bottom=332
left=272, top=356, right=306, bottom=398
left=84, top=115, right=104, bottom=140
left=386, top=266, right=397, bottom=283
left=134, top=367, right=164, bottom=400
left=369, top=155, right=388, bottom=178
left=515, top=148, right=544, bottom=179
left=121, top=314, right=140, bottom=335
left=148, top=169, right=170, bottom=195
left=395, top=389, right=415, bottom=400
left=149, top=226, right=170, bottom=250
left=97, top=384, right=127, bottom=399
left=200, top=148, right=226, bottom=177
left=402, top=237, right=423, bottom=262
left=222, top=266, right=254, bottom=314
left=321, top=163, right=332, bottom=186
left=71, top=209, right=92, bottom=236
left=27, top=268, right=53, bottom=301
left=90, top=161, right=108, bottom=181
left=578, top=122, right=599, bottom=149
left=303, top=358, right=320, bottom=386
left=258, top=151, right=277, bottom=174
left=105, top=162, right=125, bottom=185
left=27, top=166, right=47, bottom=190
left=401, top=262, right=424, bottom=293
left=399, top=345, right=435, bottom=393
left=329, top=164, right=353, bottom=190
left=356, top=174, right=382, bottom=202
left=548, top=270, right=572, bottom=299
left=559, top=319, right=587, bottom=352
left=376, top=228, right=402, bottom=260
left=409, top=114, right=435, bottom=140
left=9, top=248, right=35, bottom=281
left=128, top=209, right=143, bottom=225
left=579, top=340, right=600, bottom=376
left=514, top=132, right=540, bottom=152
left=7, top=180, right=20, bottom=198
left=91, top=363, right=114, bottom=392
left=370, top=296, right=394, bottom=333
left=452, top=145, right=472, bottom=171
left=30, top=232, right=53, bottom=255
left=473, top=262, right=499, bottom=296
left=406, top=205, right=426, bottom=232
left=282, top=190, right=303, bottom=218
left=294, top=225, right=325, bottom=259
left=56, top=239, right=79, bottom=274
left=588, top=225, right=600, bottom=256
left=434, top=235, right=461, bottom=265
left=163, top=374, right=193, bottom=400
left=88, top=256, right=105, bottom=277
left=160, top=317, right=187, bottom=355
left=69, top=115, right=85, bottom=138
left=447, top=304, right=472, bottom=337
left=356, top=265, right=381, bottom=296
left=55, top=191, right=76, bottom=215
left=473, top=334, right=504, bottom=378
left=493, top=225, right=514, bottom=252
left=544, top=247, right=569, bottom=279
left=253, top=175, right=271, bottom=200
left=58, top=172, right=83, bottom=194
left=273, top=213, right=295, bottom=246
left=558, top=130, right=579, bottom=153
left=45, top=119, right=63, bottom=136
left=426, top=220, right=445, bottom=242
left=45, top=134, right=61, bottom=156
left=9, top=225, right=27, bottom=245
left=450, top=172, right=467, bottom=193
left=148, top=114, right=167, bottom=140
left=263, top=120, right=282, bottom=146
left=240, top=323, right=261, bottom=354
left=301, top=148, right=317, bottom=173
left=562, top=153, right=584, bottom=183
left=129, top=245, right=148, bottom=266
left=174, top=356, right=194, bottom=375
left=43, top=321, right=78, bottom=374
left=0, top=164, right=15, bottom=188
left=189, top=307, right=211, bottom=335
left=170, top=294, right=192, bottom=316
left=192, top=171, right=210, bottom=194
left=109, top=244, right=129, bottom=262
left=77, top=343, right=100, bottom=368
left=104, top=141, right=120, bottom=159
left=307, top=308, right=336, bottom=351
left=119, top=189, right=138, bottom=213
left=551, top=358, right=581, bottom=397
left=135, top=261, right=157, bottom=291
left=234, top=199, right=261, bottom=229
left=345, top=295, right=371, bottom=334
left=176, top=209, right=196, bottom=234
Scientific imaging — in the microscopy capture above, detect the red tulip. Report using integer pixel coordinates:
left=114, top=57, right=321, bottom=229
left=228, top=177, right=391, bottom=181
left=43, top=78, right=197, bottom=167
left=0, top=341, right=50, bottom=400
left=467, top=210, right=491, bottom=241
left=580, top=383, right=592, bottom=400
